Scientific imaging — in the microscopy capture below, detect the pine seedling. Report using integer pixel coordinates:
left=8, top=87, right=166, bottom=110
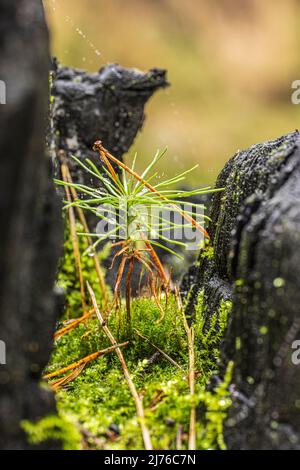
left=55, top=142, right=222, bottom=325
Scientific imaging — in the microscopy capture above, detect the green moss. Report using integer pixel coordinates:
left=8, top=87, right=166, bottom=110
left=200, top=245, right=214, bottom=260
left=194, top=291, right=232, bottom=378
left=46, top=293, right=233, bottom=450
left=41, top=227, right=233, bottom=450
left=21, top=414, right=82, bottom=450
left=198, top=361, right=233, bottom=450
left=49, top=71, right=54, bottom=105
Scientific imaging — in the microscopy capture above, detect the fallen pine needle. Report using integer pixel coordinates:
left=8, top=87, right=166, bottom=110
left=54, top=308, right=95, bottom=340
left=87, top=281, right=153, bottom=451
left=43, top=342, right=128, bottom=380
left=49, top=364, right=86, bottom=391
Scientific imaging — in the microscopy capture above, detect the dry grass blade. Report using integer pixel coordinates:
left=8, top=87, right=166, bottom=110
left=54, top=308, right=95, bottom=340
left=60, top=153, right=107, bottom=303
left=187, top=327, right=196, bottom=450
left=61, top=162, right=87, bottom=312
left=176, top=424, right=183, bottom=451
left=174, top=285, right=183, bottom=312
left=134, top=329, right=183, bottom=371
left=177, top=285, right=196, bottom=450
left=43, top=342, right=128, bottom=380
left=87, top=282, right=153, bottom=451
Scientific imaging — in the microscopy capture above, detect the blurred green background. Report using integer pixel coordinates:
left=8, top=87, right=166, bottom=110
left=44, top=0, right=300, bottom=185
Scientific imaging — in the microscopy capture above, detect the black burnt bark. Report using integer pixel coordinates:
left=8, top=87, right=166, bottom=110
left=50, top=61, right=168, bottom=185
left=182, top=131, right=300, bottom=449
left=0, top=0, right=62, bottom=449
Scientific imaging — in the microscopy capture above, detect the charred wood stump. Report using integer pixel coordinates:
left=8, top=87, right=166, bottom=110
left=182, top=130, right=300, bottom=449
left=0, top=0, right=62, bottom=449
left=50, top=61, right=168, bottom=185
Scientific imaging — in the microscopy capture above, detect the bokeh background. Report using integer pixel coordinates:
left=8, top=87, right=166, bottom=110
left=44, top=0, right=300, bottom=185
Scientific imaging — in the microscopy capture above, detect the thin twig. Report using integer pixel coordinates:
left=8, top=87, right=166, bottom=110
left=61, top=162, right=87, bottom=312
left=87, top=282, right=153, bottom=450
left=134, top=329, right=183, bottom=371
left=43, top=342, right=128, bottom=380
left=174, top=285, right=183, bottom=312
left=176, top=424, right=183, bottom=451
left=181, top=296, right=196, bottom=450
left=188, top=328, right=196, bottom=450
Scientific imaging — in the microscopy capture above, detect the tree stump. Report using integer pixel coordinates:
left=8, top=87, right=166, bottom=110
left=0, top=0, right=62, bottom=449
left=182, top=131, right=300, bottom=449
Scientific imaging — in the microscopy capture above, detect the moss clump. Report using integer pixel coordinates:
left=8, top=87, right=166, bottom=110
left=194, top=291, right=232, bottom=378
left=21, top=414, right=82, bottom=450
left=200, top=245, right=214, bottom=261
left=41, top=227, right=233, bottom=450
left=46, top=294, right=233, bottom=450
